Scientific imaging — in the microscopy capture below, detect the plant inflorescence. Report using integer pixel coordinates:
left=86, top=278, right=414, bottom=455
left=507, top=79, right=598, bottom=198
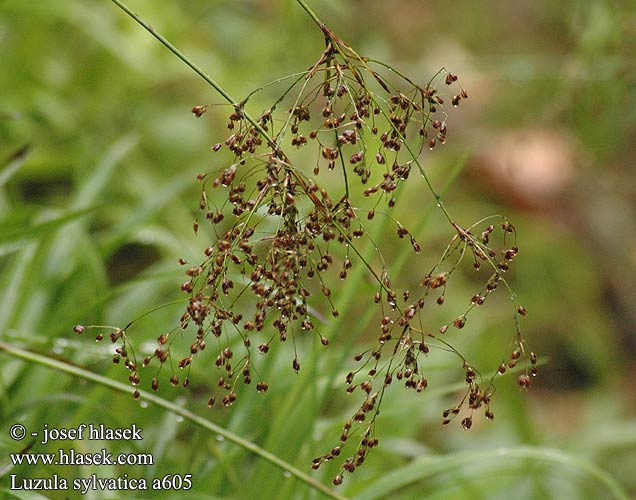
left=76, top=0, right=537, bottom=486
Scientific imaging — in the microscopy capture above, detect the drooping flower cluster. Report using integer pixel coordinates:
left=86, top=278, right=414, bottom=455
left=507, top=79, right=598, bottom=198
left=75, top=21, right=536, bottom=486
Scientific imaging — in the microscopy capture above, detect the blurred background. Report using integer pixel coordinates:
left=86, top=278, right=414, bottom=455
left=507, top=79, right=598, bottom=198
left=1, top=0, right=635, bottom=499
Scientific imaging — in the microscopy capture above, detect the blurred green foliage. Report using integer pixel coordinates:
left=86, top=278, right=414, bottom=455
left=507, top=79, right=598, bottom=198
left=1, top=1, right=635, bottom=499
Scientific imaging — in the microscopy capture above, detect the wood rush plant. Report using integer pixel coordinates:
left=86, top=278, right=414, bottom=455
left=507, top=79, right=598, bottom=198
left=74, top=0, right=537, bottom=487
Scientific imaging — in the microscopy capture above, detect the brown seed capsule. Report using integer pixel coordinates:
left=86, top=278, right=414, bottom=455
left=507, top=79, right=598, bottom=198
left=452, top=316, right=466, bottom=329
left=222, top=393, right=237, bottom=406
left=518, top=374, right=531, bottom=389
left=73, top=324, right=85, bottom=334
left=191, top=105, right=207, bottom=117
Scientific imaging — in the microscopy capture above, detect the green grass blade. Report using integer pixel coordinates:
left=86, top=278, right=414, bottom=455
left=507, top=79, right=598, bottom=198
left=350, top=446, right=630, bottom=500
left=0, top=206, right=100, bottom=248
left=0, top=245, right=37, bottom=334
left=0, top=342, right=350, bottom=500
left=0, top=145, right=31, bottom=189
left=72, top=133, right=138, bottom=210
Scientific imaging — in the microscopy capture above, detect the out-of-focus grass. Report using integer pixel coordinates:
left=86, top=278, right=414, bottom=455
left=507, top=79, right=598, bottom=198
left=1, top=1, right=634, bottom=499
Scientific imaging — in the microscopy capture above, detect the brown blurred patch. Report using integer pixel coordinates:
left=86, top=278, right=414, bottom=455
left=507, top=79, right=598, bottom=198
left=468, top=128, right=576, bottom=211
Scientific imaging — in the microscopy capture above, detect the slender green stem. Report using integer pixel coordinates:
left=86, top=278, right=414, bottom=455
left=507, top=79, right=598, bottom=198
left=108, top=0, right=234, bottom=105
left=0, top=341, right=349, bottom=500
left=242, top=70, right=310, bottom=106
left=294, top=0, right=324, bottom=29
left=108, top=0, right=338, bottom=229
left=108, top=0, right=274, bottom=152
left=122, top=298, right=187, bottom=331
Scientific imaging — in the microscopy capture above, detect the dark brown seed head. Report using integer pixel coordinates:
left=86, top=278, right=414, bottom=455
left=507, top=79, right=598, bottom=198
left=191, top=105, right=207, bottom=117
left=452, top=316, right=466, bottom=329
left=518, top=374, right=531, bottom=389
